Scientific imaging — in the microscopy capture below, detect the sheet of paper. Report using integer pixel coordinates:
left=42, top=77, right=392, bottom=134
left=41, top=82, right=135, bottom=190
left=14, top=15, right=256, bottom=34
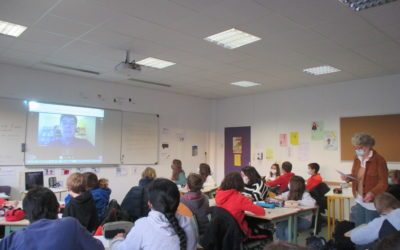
left=336, top=170, right=356, bottom=180
left=234, top=154, right=241, bottom=166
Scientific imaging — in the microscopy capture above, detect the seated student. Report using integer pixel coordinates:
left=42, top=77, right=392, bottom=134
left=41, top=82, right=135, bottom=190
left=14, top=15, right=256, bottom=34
left=199, top=163, right=216, bottom=187
left=83, top=172, right=111, bottom=223
left=350, top=192, right=400, bottom=248
left=267, top=161, right=295, bottom=194
left=171, top=159, right=187, bottom=186
left=0, top=187, right=104, bottom=250
left=306, top=163, right=323, bottom=191
left=241, top=166, right=269, bottom=201
left=266, top=163, right=281, bottom=181
left=99, top=178, right=109, bottom=189
left=120, top=167, right=156, bottom=222
left=180, top=173, right=210, bottom=235
left=215, top=172, right=266, bottom=238
left=387, top=170, right=400, bottom=201
left=63, top=173, right=98, bottom=232
left=110, top=178, right=197, bottom=250
left=275, top=176, right=316, bottom=241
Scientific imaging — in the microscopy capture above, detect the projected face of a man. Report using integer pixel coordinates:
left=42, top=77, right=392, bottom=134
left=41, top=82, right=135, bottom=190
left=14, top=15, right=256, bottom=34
left=60, top=115, right=77, bottom=140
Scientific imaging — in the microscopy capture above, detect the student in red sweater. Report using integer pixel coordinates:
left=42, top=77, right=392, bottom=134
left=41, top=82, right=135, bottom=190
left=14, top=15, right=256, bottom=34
left=306, top=162, right=323, bottom=191
left=266, top=161, right=295, bottom=194
left=215, top=172, right=265, bottom=238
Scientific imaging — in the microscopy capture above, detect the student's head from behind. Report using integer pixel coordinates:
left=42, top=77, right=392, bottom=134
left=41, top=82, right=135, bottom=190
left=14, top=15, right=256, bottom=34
left=199, top=163, right=211, bottom=181
left=220, top=172, right=244, bottom=192
left=288, top=175, right=306, bottom=201
left=142, top=167, right=157, bottom=180
left=373, top=231, right=400, bottom=250
left=147, top=178, right=186, bottom=249
left=83, top=172, right=99, bottom=190
left=98, top=178, right=109, bottom=189
left=67, top=173, right=86, bottom=195
left=374, top=192, right=400, bottom=215
left=270, top=163, right=280, bottom=177
left=241, top=166, right=262, bottom=186
left=22, top=187, right=59, bottom=223
left=59, top=114, right=78, bottom=140
left=282, top=161, right=292, bottom=174
left=308, top=163, right=320, bottom=175
left=186, top=173, right=203, bottom=192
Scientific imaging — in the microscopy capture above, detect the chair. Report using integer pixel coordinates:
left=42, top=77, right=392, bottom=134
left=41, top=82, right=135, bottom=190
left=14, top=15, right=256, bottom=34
left=103, top=221, right=134, bottom=239
left=0, top=186, right=11, bottom=196
left=200, top=207, right=269, bottom=250
left=309, top=182, right=330, bottom=234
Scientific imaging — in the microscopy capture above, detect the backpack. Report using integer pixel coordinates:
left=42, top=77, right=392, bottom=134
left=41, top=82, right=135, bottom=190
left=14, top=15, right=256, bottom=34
left=331, top=220, right=355, bottom=250
left=306, top=234, right=328, bottom=250
left=101, top=199, right=132, bottom=225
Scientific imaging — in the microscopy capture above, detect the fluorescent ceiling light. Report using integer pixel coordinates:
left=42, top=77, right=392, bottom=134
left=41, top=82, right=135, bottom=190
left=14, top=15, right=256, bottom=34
left=303, top=65, right=341, bottom=76
left=338, top=0, right=398, bottom=11
left=231, top=81, right=261, bottom=87
left=0, top=20, right=27, bottom=37
left=136, top=57, right=175, bottom=69
left=204, top=28, right=261, bottom=49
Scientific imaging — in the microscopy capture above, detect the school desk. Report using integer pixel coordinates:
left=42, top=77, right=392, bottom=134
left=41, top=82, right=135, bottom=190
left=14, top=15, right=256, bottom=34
left=179, top=186, right=218, bottom=199
left=0, top=217, right=29, bottom=236
left=21, top=187, right=67, bottom=201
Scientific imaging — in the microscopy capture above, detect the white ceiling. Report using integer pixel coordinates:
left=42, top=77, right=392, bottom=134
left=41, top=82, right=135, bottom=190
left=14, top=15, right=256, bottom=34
left=0, top=0, right=399, bottom=99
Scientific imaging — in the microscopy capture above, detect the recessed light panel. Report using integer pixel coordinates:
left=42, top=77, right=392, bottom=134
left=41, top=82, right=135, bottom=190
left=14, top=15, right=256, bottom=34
left=204, top=28, right=261, bottom=49
left=303, top=66, right=341, bottom=76
left=0, top=20, right=27, bottom=37
left=231, top=81, right=261, bottom=87
left=136, top=57, right=175, bottom=69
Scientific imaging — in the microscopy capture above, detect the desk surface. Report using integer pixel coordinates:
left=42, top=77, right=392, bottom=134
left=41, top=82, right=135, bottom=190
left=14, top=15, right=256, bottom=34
left=325, top=188, right=354, bottom=198
left=179, top=186, right=218, bottom=194
left=246, top=207, right=299, bottom=220
left=21, top=188, right=67, bottom=194
left=0, top=217, right=29, bottom=226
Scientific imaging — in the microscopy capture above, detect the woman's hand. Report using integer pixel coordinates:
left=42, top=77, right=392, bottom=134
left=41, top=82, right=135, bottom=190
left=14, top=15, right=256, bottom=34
left=363, top=192, right=375, bottom=202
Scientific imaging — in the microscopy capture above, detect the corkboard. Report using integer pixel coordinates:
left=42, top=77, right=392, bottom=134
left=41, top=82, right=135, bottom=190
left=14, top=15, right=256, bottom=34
left=340, top=114, right=400, bottom=162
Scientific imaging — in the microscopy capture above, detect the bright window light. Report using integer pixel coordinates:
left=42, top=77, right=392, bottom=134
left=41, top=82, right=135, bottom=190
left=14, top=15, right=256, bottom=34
left=231, top=81, right=261, bottom=87
left=204, top=28, right=261, bottom=49
left=303, top=66, right=341, bottom=76
left=0, top=20, right=27, bottom=37
left=136, top=57, right=175, bottom=69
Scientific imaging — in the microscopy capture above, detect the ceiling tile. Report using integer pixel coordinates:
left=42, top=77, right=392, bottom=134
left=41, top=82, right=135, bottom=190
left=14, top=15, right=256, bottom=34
left=34, top=14, right=95, bottom=38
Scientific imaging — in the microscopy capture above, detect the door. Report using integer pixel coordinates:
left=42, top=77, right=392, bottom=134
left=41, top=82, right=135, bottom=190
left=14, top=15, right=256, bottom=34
left=224, top=126, right=251, bottom=175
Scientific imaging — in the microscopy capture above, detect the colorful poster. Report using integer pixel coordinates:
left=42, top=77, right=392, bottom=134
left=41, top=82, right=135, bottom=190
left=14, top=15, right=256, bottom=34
left=265, top=148, right=274, bottom=160
left=279, top=133, right=288, bottom=147
left=232, top=137, right=242, bottom=154
left=324, top=131, right=338, bottom=151
left=290, top=132, right=299, bottom=145
left=234, top=154, right=241, bottom=166
left=311, top=121, right=324, bottom=141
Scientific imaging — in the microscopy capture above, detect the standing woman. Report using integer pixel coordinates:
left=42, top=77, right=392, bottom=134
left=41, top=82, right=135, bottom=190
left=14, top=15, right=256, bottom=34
left=199, top=163, right=216, bottom=187
left=171, top=159, right=187, bottom=186
left=341, top=133, right=388, bottom=227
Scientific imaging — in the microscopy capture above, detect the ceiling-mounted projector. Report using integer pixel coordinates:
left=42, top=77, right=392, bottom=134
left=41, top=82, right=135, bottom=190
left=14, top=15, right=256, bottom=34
left=115, top=50, right=141, bottom=77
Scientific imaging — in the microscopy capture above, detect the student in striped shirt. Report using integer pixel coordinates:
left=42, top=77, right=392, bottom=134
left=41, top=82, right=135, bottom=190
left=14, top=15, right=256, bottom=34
left=241, top=166, right=269, bottom=201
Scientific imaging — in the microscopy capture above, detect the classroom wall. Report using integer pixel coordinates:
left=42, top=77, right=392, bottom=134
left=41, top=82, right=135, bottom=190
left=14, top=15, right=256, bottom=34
left=0, top=63, right=214, bottom=202
left=212, top=73, right=400, bottom=184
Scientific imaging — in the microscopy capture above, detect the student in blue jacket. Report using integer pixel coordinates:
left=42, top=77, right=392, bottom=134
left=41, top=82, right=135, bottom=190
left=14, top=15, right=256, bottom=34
left=0, top=187, right=104, bottom=250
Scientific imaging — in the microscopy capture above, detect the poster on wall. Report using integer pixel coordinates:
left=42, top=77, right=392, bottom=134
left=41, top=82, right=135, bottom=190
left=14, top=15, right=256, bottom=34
left=311, top=121, right=324, bottom=141
left=192, top=145, right=198, bottom=156
left=279, top=133, right=288, bottom=147
left=324, top=131, right=338, bottom=151
left=265, top=148, right=274, bottom=160
left=232, top=137, right=242, bottom=154
left=234, top=154, right=241, bottom=166
left=290, top=132, right=299, bottom=145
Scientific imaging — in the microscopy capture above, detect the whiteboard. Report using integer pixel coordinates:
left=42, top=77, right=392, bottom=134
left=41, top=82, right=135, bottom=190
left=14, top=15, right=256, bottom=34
left=0, top=98, right=27, bottom=165
left=121, top=112, right=159, bottom=164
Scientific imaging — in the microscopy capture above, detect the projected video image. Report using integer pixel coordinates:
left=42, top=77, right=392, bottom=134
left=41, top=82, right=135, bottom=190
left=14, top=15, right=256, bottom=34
left=38, top=113, right=96, bottom=147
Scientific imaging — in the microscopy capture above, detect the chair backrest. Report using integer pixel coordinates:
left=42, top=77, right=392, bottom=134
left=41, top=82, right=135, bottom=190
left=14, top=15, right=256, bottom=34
left=120, top=186, right=149, bottom=222
left=309, top=182, right=330, bottom=211
left=103, top=221, right=134, bottom=239
left=0, top=186, right=11, bottom=196
left=200, top=206, right=244, bottom=250
left=379, top=219, right=399, bottom=238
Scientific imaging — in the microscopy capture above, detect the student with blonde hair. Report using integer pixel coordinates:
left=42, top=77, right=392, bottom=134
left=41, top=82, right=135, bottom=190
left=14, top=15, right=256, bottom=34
left=351, top=192, right=400, bottom=247
left=62, top=173, right=98, bottom=232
